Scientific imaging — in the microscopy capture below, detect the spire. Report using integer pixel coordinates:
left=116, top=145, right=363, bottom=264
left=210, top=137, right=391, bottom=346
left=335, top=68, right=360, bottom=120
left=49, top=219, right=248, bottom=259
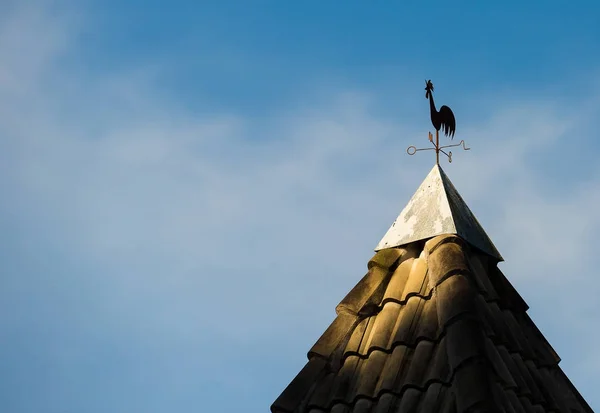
left=271, top=82, right=593, bottom=413
left=375, top=164, right=503, bottom=261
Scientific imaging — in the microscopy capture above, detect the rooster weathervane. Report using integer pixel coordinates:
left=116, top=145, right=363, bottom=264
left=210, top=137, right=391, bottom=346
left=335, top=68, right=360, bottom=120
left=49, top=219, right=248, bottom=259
left=407, top=80, right=470, bottom=164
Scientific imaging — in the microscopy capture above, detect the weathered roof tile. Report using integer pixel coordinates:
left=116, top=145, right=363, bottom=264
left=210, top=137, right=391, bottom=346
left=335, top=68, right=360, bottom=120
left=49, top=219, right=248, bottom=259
left=357, top=318, right=377, bottom=355
left=330, top=405, right=349, bottom=413
left=414, top=298, right=438, bottom=341
left=445, top=317, right=486, bottom=371
left=352, top=399, right=373, bottom=413
left=376, top=345, right=409, bottom=392
left=272, top=357, right=328, bottom=413
left=517, top=395, right=537, bottom=413
left=404, top=340, right=437, bottom=387
left=493, top=305, right=524, bottom=354
left=475, top=294, right=498, bottom=338
left=505, top=390, right=526, bottom=413
left=389, top=296, right=426, bottom=345
left=418, top=382, right=446, bottom=411
left=510, top=353, right=534, bottom=398
left=485, top=337, right=517, bottom=389
left=372, top=393, right=395, bottom=413
left=399, top=257, right=429, bottom=302
left=308, top=372, right=335, bottom=408
left=437, top=274, right=479, bottom=326
left=439, top=388, right=458, bottom=413
left=452, top=357, right=496, bottom=412
left=368, top=247, right=409, bottom=270
left=506, top=312, right=537, bottom=360
left=468, top=252, right=500, bottom=301
left=397, top=387, right=422, bottom=413
left=382, top=258, right=414, bottom=303
left=353, top=351, right=387, bottom=399
left=495, top=384, right=519, bottom=413
left=498, top=345, right=528, bottom=391
left=490, top=267, right=529, bottom=313
left=365, top=303, right=401, bottom=351
left=309, top=312, right=357, bottom=359
left=336, top=265, right=389, bottom=316
left=344, top=318, right=368, bottom=356
left=424, top=336, right=451, bottom=384
left=515, top=354, right=545, bottom=404
left=426, top=237, right=471, bottom=287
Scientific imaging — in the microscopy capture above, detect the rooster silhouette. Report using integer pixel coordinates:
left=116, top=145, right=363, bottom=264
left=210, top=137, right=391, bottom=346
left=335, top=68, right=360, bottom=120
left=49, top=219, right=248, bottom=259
left=425, top=80, right=456, bottom=139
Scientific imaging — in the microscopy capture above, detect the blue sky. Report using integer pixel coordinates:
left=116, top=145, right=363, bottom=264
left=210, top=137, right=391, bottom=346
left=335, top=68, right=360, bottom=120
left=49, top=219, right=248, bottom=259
left=1, top=1, right=600, bottom=412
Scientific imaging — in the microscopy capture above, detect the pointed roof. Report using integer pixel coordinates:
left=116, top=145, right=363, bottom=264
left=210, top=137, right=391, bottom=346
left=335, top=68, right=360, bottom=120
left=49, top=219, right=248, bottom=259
left=376, top=164, right=502, bottom=261
left=271, top=167, right=593, bottom=413
left=271, top=235, right=593, bottom=412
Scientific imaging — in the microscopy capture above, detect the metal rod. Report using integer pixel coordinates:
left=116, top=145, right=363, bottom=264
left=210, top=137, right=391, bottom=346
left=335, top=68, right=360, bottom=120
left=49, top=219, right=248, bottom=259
left=439, top=140, right=470, bottom=151
left=436, top=130, right=440, bottom=165
left=407, top=132, right=469, bottom=164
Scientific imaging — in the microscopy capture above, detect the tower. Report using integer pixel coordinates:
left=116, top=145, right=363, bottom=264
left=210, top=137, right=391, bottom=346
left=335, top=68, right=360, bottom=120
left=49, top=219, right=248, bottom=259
left=270, top=164, right=594, bottom=413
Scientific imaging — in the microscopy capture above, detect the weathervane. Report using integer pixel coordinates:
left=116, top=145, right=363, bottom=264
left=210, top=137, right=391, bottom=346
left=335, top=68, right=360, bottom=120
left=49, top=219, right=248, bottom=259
left=407, top=80, right=470, bottom=164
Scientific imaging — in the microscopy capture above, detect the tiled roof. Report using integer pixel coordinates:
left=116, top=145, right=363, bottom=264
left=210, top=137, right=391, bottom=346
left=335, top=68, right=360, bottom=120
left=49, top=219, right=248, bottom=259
left=271, top=234, right=593, bottom=413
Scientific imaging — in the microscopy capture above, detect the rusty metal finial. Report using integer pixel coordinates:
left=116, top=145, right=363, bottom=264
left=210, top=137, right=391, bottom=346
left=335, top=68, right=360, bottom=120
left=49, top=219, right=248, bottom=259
left=407, top=131, right=470, bottom=164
